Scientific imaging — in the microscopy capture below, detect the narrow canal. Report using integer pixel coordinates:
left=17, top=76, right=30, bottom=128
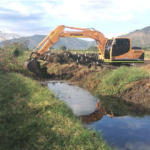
left=48, top=81, right=150, bottom=150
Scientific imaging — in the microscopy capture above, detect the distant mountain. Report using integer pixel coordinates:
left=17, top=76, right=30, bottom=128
left=0, top=35, right=97, bottom=50
left=0, top=32, right=20, bottom=42
left=1, top=25, right=150, bottom=49
left=120, top=26, right=150, bottom=47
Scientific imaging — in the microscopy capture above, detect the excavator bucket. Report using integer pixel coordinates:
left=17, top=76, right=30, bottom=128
left=24, top=58, right=41, bottom=75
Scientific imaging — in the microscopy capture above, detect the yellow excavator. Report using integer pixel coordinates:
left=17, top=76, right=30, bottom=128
left=24, top=25, right=144, bottom=74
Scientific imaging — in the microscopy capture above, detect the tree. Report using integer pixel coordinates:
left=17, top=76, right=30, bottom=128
left=60, top=45, right=67, bottom=50
left=13, top=47, right=20, bottom=57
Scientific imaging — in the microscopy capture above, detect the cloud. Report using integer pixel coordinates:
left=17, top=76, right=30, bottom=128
left=124, top=141, right=150, bottom=150
left=40, top=0, right=150, bottom=22
left=0, top=23, right=52, bottom=36
left=115, top=141, right=150, bottom=150
left=117, top=116, right=147, bottom=130
left=0, top=7, right=43, bottom=21
left=0, top=2, right=47, bottom=35
left=40, top=1, right=114, bottom=22
left=0, top=0, right=150, bottom=36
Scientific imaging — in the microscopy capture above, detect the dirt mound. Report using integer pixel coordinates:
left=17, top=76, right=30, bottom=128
left=39, top=51, right=98, bottom=66
left=120, top=78, right=150, bottom=110
left=142, top=64, right=150, bottom=73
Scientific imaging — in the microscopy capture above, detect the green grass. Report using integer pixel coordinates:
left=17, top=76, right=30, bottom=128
left=145, top=51, right=150, bottom=58
left=50, top=49, right=99, bottom=54
left=95, top=66, right=150, bottom=95
left=0, top=72, right=110, bottom=150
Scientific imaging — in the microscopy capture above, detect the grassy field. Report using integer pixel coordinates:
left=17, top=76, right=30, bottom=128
left=145, top=51, right=150, bottom=58
left=0, top=72, right=110, bottom=150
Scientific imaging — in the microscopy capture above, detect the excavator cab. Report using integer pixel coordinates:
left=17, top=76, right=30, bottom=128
left=103, top=38, right=144, bottom=64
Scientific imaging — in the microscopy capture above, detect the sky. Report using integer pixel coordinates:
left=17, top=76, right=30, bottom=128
left=0, top=0, right=150, bottom=38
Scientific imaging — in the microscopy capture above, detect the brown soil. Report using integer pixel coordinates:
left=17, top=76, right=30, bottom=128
left=119, top=79, right=150, bottom=110
left=135, top=60, right=150, bottom=67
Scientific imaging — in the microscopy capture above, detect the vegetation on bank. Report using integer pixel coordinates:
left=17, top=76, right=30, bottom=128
left=0, top=72, right=110, bottom=150
left=143, top=47, right=150, bottom=51
left=0, top=42, right=31, bottom=73
left=95, top=66, right=150, bottom=95
left=79, top=66, right=150, bottom=96
left=0, top=42, right=110, bottom=150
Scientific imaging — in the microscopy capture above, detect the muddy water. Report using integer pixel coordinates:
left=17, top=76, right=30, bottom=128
left=48, top=81, right=150, bottom=150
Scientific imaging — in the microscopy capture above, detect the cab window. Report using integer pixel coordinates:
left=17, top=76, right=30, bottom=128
left=112, top=39, right=130, bottom=56
left=105, top=40, right=113, bottom=59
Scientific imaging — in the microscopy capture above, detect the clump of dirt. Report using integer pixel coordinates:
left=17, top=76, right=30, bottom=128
left=142, top=64, right=150, bottom=73
left=45, top=61, right=101, bottom=81
left=39, top=51, right=98, bottom=66
left=119, top=78, right=150, bottom=109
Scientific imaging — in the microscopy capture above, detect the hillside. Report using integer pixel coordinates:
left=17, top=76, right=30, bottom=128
left=0, top=32, right=20, bottom=42
left=1, top=25, right=150, bottom=49
left=120, top=26, right=150, bottom=47
left=1, top=35, right=96, bottom=50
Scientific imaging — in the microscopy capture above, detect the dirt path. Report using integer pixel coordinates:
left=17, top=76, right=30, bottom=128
left=135, top=59, right=150, bottom=67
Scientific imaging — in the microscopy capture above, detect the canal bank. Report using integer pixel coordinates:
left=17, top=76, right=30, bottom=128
left=46, top=63, right=150, bottom=111
left=0, top=72, right=110, bottom=150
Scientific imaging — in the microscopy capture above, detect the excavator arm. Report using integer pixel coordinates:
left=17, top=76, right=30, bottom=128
left=37, top=25, right=106, bottom=57
left=24, top=25, right=106, bottom=74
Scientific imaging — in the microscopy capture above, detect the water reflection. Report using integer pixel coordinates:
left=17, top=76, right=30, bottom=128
left=48, top=81, right=98, bottom=116
left=48, top=81, right=150, bottom=150
left=82, top=101, right=150, bottom=150
left=80, top=102, right=114, bottom=124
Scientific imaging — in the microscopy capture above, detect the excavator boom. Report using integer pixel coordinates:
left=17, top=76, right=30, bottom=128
left=24, top=25, right=107, bottom=74
left=38, top=25, right=106, bottom=57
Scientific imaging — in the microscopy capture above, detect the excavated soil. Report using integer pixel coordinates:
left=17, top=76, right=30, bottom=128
left=119, top=79, right=150, bottom=110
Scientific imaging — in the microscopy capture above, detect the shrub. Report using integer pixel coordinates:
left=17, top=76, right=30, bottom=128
left=60, top=45, right=67, bottom=50
left=13, top=47, right=21, bottom=57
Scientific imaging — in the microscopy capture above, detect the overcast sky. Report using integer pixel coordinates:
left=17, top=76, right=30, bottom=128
left=0, top=0, right=150, bottom=38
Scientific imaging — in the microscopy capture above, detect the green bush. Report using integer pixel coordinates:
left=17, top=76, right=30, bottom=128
left=13, top=47, right=21, bottom=57
left=60, top=45, right=67, bottom=50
